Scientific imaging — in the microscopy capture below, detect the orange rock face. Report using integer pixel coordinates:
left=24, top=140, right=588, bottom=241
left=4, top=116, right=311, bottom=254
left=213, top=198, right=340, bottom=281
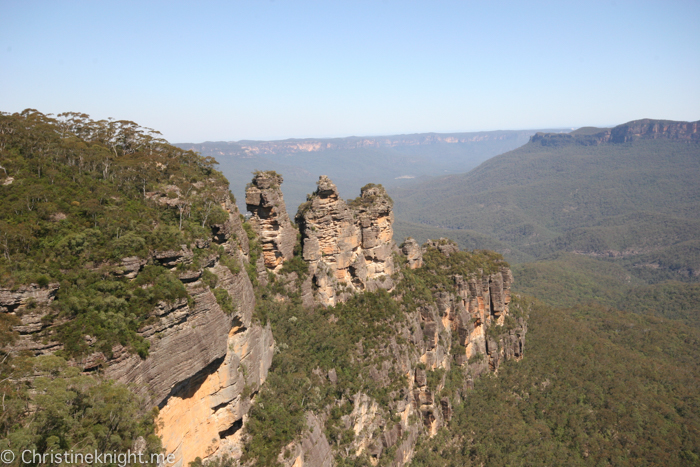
left=295, top=176, right=395, bottom=306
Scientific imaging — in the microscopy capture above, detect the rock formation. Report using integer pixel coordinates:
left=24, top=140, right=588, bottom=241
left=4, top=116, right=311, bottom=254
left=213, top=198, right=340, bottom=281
left=139, top=197, right=273, bottom=467
left=2, top=168, right=527, bottom=467
left=274, top=237, right=526, bottom=466
left=245, top=171, right=296, bottom=271
left=2, top=187, right=272, bottom=467
left=531, top=118, right=700, bottom=147
left=295, top=176, right=395, bottom=306
left=401, top=237, right=423, bottom=269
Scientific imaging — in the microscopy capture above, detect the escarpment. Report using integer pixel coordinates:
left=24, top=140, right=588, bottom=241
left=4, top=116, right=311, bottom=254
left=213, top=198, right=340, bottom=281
left=246, top=230, right=526, bottom=466
left=531, top=118, right=700, bottom=146
left=0, top=111, right=528, bottom=467
left=295, top=176, right=396, bottom=306
left=2, top=184, right=272, bottom=466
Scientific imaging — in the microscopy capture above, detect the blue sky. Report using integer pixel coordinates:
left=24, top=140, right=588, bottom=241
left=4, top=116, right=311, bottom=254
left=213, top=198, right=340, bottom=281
left=1, top=0, right=698, bottom=142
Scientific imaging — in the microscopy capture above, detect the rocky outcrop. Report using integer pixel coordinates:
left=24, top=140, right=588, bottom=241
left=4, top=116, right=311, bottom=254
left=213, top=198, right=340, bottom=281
left=245, top=171, right=296, bottom=271
left=532, top=118, right=700, bottom=147
left=610, top=119, right=700, bottom=143
left=312, top=239, right=525, bottom=466
left=295, top=176, right=395, bottom=306
left=142, top=205, right=272, bottom=466
left=103, top=262, right=255, bottom=406
left=0, top=282, right=59, bottom=313
left=1, top=282, right=62, bottom=355
left=400, top=238, right=423, bottom=269
left=279, top=413, right=333, bottom=467
left=213, top=196, right=250, bottom=257
left=157, top=322, right=274, bottom=467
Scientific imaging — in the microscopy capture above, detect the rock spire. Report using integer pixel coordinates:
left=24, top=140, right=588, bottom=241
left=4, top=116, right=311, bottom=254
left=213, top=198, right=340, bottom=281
left=245, top=171, right=296, bottom=271
left=295, top=176, right=396, bottom=306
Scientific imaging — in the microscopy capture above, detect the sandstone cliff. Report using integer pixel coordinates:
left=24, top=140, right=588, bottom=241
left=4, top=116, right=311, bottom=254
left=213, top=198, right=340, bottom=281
left=179, top=131, right=530, bottom=157
left=295, top=176, right=395, bottom=306
left=1, top=185, right=272, bottom=467
left=2, top=166, right=526, bottom=467
left=245, top=171, right=296, bottom=271
left=531, top=118, right=700, bottom=147
left=251, top=235, right=526, bottom=467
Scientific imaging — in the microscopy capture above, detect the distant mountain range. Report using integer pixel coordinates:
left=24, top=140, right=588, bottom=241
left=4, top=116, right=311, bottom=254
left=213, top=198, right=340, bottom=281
left=392, top=118, right=700, bottom=310
left=176, top=129, right=562, bottom=212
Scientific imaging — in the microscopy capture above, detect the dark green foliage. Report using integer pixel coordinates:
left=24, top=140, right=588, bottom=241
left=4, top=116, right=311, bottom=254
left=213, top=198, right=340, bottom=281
left=425, top=368, right=445, bottom=391
left=244, top=287, right=409, bottom=465
left=0, top=355, right=161, bottom=465
left=219, top=253, right=241, bottom=276
left=0, top=109, right=233, bottom=357
left=348, top=183, right=392, bottom=208
left=213, top=287, right=234, bottom=314
left=393, top=137, right=700, bottom=295
left=394, top=139, right=700, bottom=243
left=409, top=297, right=700, bottom=466
left=279, top=254, right=308, bottom=277
left=418, top=242, right=507, bottom=292
left=617, top=281, right=700, bottom=328
left=242, top=221, right=261, bottom=285
left=201, top=267, right=236, bottom=314
left=201, top=269, right=218, bottom=289
left=53, top=265, right=185, bottom=359
left=512, top=253, right=639, bottom=309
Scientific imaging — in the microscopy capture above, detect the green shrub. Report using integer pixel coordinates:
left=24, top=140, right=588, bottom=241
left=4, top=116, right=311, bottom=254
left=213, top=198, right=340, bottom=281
left=213, top=288, right=235, bottom=314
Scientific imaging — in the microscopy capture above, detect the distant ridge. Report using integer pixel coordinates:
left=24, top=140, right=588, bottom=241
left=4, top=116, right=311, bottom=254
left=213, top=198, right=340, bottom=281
left=392, top=117, right=700, bottom=277
left=532, top=118, right=700, bottom=147
left=176, top=129, right=556, bottom=214
left=179, top=130, right=542, bottom=156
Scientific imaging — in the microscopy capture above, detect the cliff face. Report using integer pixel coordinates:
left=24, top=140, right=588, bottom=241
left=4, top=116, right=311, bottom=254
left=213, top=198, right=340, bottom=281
left=531, top=118, right=700, bottom=147
left=2, top=165, right=526, bottom=467
left=179, top=131, right=528, bottom=157
left=245, top=172, right=296, bottom=271
left=2, top=186, right=272, bottom=467
left=140, top=199, right=273, bottom=467
left=295, top=176, right=395, bottom=306
left=271, top=238, right=526, bottom=467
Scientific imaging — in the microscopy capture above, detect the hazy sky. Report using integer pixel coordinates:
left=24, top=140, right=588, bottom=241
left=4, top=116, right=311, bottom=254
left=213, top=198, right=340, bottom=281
left=1, top=1, right=698, bottom=142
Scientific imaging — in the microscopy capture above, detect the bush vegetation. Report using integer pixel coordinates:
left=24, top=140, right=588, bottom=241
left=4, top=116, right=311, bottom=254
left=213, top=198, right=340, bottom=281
left=243, top=241, right=508, bottom=466
left=0, top=109, right=235, bottom=358
left=409, top=297, right=700, bottom=466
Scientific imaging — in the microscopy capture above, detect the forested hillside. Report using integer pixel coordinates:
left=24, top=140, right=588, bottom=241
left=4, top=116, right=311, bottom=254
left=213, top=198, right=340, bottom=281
left=393, top=128, right=700, bottom=254
left=393, top=120, right=700, bottom=466
left=392, top=119, right=700, bottom=309
left=3, top=111, right=699, bottom=467
left=410, top=297, right=700, bottom=466
left=0, top=109, right=240, bottom=460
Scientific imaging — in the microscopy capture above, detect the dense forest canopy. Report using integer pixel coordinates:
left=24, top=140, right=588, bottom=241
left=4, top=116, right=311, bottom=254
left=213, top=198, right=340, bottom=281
left=0, top=109, right=238, bottom=359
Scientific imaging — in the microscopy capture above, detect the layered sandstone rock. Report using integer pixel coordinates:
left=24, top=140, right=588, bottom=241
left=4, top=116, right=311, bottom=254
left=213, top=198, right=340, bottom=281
left=401, top=237, right=423, bottom=269
left=103, top=261, right=255, bottom=407
left=157, top=322, right=274, bottom=467
left=0, top=282, right=59, bottom=313
left=295, top=176, right=395, bottom=306
left=143, top=204, right=273, bottom=467
left=1, top=282, right=62, bottom=355
left=339, top=240, right=524, bottom=464
left=245, top=171, right=296, bottom=271
left=279, top=413, right=333, bottom=467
